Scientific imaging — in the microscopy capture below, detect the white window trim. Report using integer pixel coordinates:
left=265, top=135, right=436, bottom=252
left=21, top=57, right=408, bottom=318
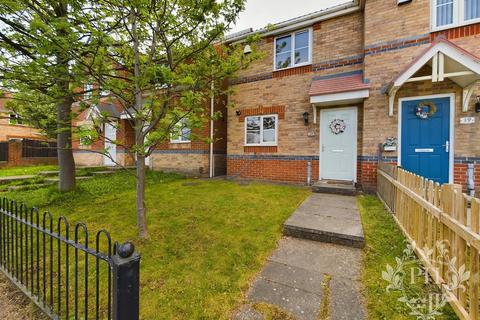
left=273, top=28, right=313, bottom=71
left=431, top=0, right=480, bottom=31
left=170, top=119, right=191, bottom=144
left=84, top=84, right=94, bottom=100
left=244, top=114, right=279, bottom=146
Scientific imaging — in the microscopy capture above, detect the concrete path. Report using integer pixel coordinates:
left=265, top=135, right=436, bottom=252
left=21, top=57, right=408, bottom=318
left=234, top=194, right=366, bottom=320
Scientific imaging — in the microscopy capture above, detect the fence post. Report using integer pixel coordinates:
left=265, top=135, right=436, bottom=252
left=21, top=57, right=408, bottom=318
left=112, top=242, right=140, bottom=320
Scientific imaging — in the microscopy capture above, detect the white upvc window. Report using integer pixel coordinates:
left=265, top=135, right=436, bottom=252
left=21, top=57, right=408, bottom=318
left=432, top=0, right=480, bottom=30
left=84, top=83, right=94, bottom=100
left=170, top=119, right=191, bottom=143
left=9, top=113, right=22, bottom=125
left=245, top=114, right=278, bottom=146
left=274, top=29, right=312, bottom=70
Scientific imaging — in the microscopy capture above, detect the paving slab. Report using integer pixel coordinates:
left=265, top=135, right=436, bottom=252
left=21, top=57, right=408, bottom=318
left=37, top=171, right=60, bottom=176
left=247, top=277, right=322, bottom=320
left=44, top=176, right=92, bottom=183
left=269, top=238, right=362, bottom=281
left=91, top=171, right=116, bottom=176
left=0, top=175, right=35, bottom=184
left=260, top=261, right=324, bottom=295
left=283, top=194, right=365, bottom=248
left=232, top=305, right=263, bottom=320
left=330, top=277, right=366, bottom=320
left=244, top=237, right=366, bottom=320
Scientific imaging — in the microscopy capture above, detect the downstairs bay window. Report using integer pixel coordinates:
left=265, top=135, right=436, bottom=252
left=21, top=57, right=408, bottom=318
left=433, top=0, right=480, bottom=30
left=245, top=115, right=278, bottom=146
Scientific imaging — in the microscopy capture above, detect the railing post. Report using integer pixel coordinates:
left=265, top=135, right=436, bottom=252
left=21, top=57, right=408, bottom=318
left=112, top=242, right=140, bottom=320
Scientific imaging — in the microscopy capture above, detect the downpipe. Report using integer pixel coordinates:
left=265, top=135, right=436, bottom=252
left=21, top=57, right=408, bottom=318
left=467, top=163, right=475, bottom=197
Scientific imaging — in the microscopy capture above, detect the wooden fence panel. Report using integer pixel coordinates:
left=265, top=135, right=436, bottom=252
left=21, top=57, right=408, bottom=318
left=377, top=165, right=480, bottom=320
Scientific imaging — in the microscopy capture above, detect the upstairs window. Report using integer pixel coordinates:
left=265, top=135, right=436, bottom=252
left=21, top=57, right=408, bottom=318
left=9, top=113, right=22, bottom=125
left=465, top=0, right=480, bottom=20
left=84, top=83, right=94, bottom=100
left=274, top=29, right=311, bottom=70
left=245, top=115, right=277, bottom=146
left=170, top=119, right=191, bottom=143
left=434, top=0, right=480, bottom=29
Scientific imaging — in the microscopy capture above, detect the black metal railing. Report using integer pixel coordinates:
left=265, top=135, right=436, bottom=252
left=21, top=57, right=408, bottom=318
left=0, top=198, right=140, bottom=320
left=22, top=139, right=58, bottom=158
left=0, top=141, right=8, bottom=161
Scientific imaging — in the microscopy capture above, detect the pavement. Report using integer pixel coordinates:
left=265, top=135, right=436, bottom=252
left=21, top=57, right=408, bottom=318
left=233, top=194, right=366, bottom=320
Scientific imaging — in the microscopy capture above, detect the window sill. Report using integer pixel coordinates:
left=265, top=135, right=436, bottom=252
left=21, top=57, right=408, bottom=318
left=170, top=141, right=191, bottom=144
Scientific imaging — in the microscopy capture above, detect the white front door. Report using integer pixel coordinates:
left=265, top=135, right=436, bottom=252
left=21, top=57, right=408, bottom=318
left=104, top=122, right=117, bottom=166
left=320, top=107, right=357, bottom=181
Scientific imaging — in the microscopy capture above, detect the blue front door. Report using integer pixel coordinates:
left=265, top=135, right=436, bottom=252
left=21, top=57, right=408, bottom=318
left=401, top=97, right=450, bottom=184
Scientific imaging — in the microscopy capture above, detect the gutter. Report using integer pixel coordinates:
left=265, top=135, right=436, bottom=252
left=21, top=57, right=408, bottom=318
left=225, top=1, right=360, bottom=44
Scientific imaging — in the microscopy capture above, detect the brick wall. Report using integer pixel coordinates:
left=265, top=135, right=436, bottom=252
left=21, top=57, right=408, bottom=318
left=227, top=157, right=319, bottom=184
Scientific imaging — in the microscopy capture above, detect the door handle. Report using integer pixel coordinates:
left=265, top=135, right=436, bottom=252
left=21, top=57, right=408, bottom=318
left=442, top=141, right=449, bottom=152
left=322, top=144, right=325, bottom=152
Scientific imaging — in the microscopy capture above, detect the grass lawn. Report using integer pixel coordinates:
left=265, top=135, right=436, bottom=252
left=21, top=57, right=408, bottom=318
left=0, top=165, right=58, bottom=177
left=358, top=195, right=458, bottom=320
left=2, top=171, right=310, bottom=319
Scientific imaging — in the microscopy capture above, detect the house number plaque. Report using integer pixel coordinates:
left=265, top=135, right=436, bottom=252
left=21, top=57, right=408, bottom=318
left=460, top=117, right=475, bottom=124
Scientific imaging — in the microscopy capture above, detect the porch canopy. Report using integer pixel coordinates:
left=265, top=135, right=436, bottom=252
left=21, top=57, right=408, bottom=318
left=386, top=37, right=480, bottom=116
left=309, top=73, right=370, bottom=123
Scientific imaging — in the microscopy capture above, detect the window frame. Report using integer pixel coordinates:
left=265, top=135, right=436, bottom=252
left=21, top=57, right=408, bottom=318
left=170, top=118, right=191, bottom=144
left=244, top=114, right=279, bottom=147
left=431, top=0, right=480, bottom=31
left=273, top=28, right=313, bottom=71
left=9, top=113, right=22, bottom=125
left=84, top=83, right=94, bottom=100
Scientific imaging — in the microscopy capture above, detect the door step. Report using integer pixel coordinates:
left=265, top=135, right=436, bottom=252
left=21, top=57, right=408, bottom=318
left=283, top=194, right=365, bottom=248
left=312, top=180, right=357, bottom=196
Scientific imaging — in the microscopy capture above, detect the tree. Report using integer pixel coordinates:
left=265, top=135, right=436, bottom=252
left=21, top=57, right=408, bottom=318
left=0, top=1, right=92, bottom=191
left=76, top=0, right=258, bottom=238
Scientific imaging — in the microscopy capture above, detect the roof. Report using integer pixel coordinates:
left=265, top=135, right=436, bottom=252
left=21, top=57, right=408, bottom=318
left=309, top=73, right=370, bottom=96
left=224, top=1, right=361, bottom=43
left=96, top=103, right=121, bottom=118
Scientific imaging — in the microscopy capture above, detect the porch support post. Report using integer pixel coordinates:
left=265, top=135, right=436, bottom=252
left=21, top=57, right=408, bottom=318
left=388, top=86, right=399, bottom=117
left=312, top=104, right=317, bottom=124
left=463, top=82, right=477, bottom=112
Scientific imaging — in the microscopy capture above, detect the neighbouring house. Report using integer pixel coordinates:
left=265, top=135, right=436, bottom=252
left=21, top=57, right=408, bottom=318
left=0, top=93, right=57, bottom=167
left=72, top=85, right=228, bottom=177
left=0, top=93, right=43, bottom=141
left=223, top=0, right=480, bottom=192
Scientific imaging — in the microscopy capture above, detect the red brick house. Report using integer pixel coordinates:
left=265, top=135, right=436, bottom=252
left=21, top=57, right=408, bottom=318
left=72, top=89, right=228, bottom=177
left=224, top=0, right=480, bottom=192
left=0, top=93, right=57, bottom=167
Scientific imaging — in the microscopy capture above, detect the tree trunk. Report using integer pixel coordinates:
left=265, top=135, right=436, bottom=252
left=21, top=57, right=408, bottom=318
left=132, top=11, right=148, bottom=238
left=57, top=97, right=76, bottom=192
left=136, top=153, right=148, bottom=238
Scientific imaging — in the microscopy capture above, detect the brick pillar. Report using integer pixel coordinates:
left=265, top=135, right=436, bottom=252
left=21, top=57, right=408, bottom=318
left=8, top=140, right=22, bottom=166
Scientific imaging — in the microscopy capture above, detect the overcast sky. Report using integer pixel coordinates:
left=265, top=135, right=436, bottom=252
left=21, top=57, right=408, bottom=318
left=231, top=0, right=353, bottom=33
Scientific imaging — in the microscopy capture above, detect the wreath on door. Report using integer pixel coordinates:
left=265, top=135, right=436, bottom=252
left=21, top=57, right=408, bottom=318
left=415, top=101, right=437, bottom=120
left=329, top=119, right=346, bottom=135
